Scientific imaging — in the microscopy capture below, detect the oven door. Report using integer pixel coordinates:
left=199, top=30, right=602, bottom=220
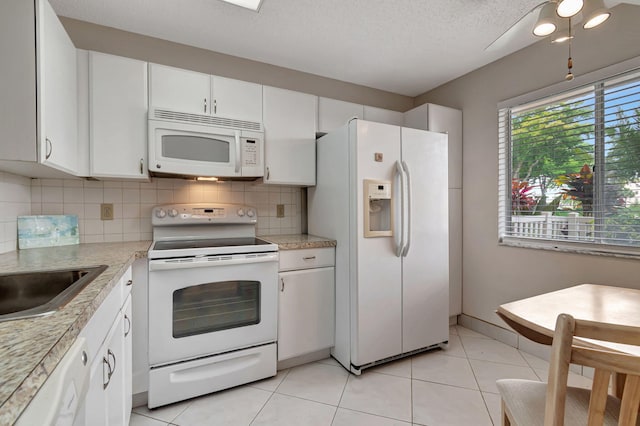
left=148, top=252, right=278, bottom=367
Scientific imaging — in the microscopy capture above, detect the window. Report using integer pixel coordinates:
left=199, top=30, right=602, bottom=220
left=498, top=69, right=640, bottom=255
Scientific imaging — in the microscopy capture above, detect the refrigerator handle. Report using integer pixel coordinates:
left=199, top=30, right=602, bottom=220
left=394, top=161, right=405, bottom=257
left=402, top=160, right=412, bottom=257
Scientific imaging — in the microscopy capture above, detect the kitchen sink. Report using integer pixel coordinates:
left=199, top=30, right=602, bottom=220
left=0, top=265, right=108, bottom=322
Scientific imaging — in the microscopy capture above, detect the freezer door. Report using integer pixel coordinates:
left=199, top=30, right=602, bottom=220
left=352, top=120, right=403, bottom=366
left=400, top=127, right=450, bottom=353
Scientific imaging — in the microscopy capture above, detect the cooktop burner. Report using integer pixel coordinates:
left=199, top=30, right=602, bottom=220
left=153, top=237, right=272, bottom=251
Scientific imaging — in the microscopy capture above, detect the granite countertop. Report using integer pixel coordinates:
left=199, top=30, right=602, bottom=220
left=0, top=241, right=151, bottom=425
left=261, top=234, right=336, bottom=250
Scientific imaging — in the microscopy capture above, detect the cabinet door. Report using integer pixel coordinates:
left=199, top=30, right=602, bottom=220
left=212, top=76, right=262, bottom=123
left=263, top=86, right=317, bottom=185
left=363, top=106, right=404, bottom=126
left=123, top=295, right=133, bottom=426
left=105, top=309, right=126, bottom=426
left=149, top=64, right=210, bottom=114
left=90, top=52, right=149, bottom=179
left=318, top=97, right=364, bottom=134
left=278, top=267, right=335, bottom=361
left=38, top=0, right=78, bottom=174
left=84, top=347, right=108, bottom=426
left=427, top=104, right=463, bottom=189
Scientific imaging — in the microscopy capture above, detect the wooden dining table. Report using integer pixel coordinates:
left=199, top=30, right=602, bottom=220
left=497, top=283, right=640, bottom=395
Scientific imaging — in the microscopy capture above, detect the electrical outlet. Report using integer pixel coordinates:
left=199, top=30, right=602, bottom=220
left=276, top=204, right=285, bottom=218
left=101, top=203, right=114, bottom=220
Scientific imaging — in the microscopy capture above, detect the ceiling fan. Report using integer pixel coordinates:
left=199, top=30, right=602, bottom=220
left=486, top=0, right=640, bottom=80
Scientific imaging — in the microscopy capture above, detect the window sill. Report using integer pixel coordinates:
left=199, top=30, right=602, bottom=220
left=499, top=236, right=640, bottom=260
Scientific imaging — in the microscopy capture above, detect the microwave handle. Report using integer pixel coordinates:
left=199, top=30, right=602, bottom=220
left=235, top=131, right=241, bottom=174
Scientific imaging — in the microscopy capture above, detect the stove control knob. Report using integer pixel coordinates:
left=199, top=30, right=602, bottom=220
left=155, top=209, right=166, bottom=219
left=168, top=208, right=178, bottom=217
left=247, top=209, right=255, bottom=218
left=237, top=208, right=245, bottom=217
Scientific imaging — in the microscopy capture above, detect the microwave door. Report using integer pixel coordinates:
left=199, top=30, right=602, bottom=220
left=149, top=122, right=240, bottom=177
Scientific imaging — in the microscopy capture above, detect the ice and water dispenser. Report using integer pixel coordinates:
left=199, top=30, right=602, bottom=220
left=363, top=179, right=392, bottom=237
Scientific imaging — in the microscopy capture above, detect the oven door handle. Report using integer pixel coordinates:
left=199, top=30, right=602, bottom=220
left=149, top=253, right=279, bottom=271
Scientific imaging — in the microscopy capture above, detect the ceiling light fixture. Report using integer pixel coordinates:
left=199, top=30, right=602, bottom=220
left=582, top=0, right=611, bottom=28
left=219, top=0, right=263, bottom=11
left=533, top=2, right=559, bottom=36
left=531, top=0, right=613, bottom=80
left=196, top=177, right=219, bottom=181
left=556, top=0, right=584, bottom=18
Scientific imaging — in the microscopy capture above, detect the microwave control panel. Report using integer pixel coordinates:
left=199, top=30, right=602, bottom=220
left=242, top=138, right=259, bottom=166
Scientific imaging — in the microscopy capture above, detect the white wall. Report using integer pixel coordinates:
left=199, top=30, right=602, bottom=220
left=417, top=4, right=640, bottom=326
left=0, top=172, right=31, bottom=253
left=31, top=178, right=302, bottom=243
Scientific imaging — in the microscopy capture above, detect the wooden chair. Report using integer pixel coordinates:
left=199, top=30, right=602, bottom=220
left=496, top=313, right=640, bottom=426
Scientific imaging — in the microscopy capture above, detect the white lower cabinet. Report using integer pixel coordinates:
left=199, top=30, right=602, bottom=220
left=277, top=248, right=335, bottom=361
left=82, top=267, right=133, bottom=425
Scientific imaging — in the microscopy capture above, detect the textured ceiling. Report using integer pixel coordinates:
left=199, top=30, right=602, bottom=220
left=49, top=0, right=632, bottom=97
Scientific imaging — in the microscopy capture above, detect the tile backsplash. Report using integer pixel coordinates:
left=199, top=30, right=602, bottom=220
left=31, top=178, right=302, bottom=244
left=0, top=172, right=31, bottom=254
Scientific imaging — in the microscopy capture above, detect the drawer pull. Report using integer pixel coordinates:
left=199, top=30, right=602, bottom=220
left=126, top=279, right=133, bottom=286
left=302, top=256, right=316, bottom=260
left=280, top=277, right=285, bottom=292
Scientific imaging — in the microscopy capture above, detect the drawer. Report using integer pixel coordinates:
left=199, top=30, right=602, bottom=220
left=279, top=247, right=335, bottom=271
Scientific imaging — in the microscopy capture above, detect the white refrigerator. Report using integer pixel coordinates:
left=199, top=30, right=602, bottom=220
left=308, top=119, right=449, bottom=374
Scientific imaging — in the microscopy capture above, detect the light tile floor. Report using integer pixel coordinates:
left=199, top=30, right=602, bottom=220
left=132, top=326, right=593, bottom=426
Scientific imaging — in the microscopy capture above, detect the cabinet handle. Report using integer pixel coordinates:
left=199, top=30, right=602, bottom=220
left=266, top=167, right=270, bottom=180
left=213, top=99, right=217, bottom=114
left=124, top=314, right=132, bottom=337
left=280, top=277, right=285, bottom=292
left=204, top=98, right=207, bottom=113
left=303, top=256, right=316, bottom=260
left=45, top=138, right=52, bottom=160
left=81, top=351, right=88, bottom=366
left=108, top=349, right=116, bottom=378
left=139, top=159, right=144, bottom=175
left=102, top=356, right=111, bottom=389
left=126, top=279, right=133, bottom=286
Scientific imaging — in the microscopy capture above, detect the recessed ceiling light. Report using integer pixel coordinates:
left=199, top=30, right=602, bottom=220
left=220, top=0, right=263, bottom=11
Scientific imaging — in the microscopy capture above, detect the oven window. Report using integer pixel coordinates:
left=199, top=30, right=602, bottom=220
left=172, top=280, right=260, bottom=338
left=162, top=135, right=230, bottom=162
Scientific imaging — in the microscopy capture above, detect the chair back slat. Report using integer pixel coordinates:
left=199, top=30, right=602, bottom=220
left=572, top=347, right=640, bottom=377
left=544, top=314, right=575, bottom=426
left=574, top=320, right=640, bottom=346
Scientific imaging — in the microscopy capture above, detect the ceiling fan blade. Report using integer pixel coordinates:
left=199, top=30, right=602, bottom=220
left=485, top=1, right=552, bottom=52
left=618, top=0, right=640, bottom=5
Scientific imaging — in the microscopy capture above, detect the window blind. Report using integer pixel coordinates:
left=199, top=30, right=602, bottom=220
left=498, top=70, right=640, bottom=252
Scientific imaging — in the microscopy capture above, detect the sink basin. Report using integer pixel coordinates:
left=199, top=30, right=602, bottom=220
left=0, top=265, right=108, bottom=322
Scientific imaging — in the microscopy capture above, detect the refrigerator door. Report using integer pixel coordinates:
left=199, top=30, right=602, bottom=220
left=352, top=120, right=403, bottom=366
left=400, top=127, right=450, bottom=353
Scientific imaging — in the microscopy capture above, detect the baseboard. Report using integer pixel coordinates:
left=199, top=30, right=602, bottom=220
left=277, top=348, right=331, bottom=370
left=458, top=314, right=586, bottom=376
left=449, top=315, right=458, bottom=326
left=132, top=391, right=148, bottom=408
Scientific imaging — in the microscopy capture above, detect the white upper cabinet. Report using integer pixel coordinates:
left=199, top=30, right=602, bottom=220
left=213, top=76, right=262, bottom=124
left=149, top=64, right=211, bottom=115
left=263, top=86, right=317, bottom=186
left=149, top=64, right=263, bottom=125
left=0, top=0, right=78, bottom=178
left=89, top=52, right=149, bottom=179
left=317, top=97, right=364, bottom=134
left=404, top=103, right=462, bottom=189
left=363, top=106, right=404, bottom=126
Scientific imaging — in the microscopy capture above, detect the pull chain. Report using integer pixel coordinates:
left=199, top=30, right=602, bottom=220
left=565, top=18, right=574, bottom=81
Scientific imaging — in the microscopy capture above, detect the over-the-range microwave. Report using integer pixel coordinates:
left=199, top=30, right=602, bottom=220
left=148, top=109, right=264, bottom=179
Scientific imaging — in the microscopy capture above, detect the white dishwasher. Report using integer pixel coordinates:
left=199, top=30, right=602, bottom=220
left=16, top=337, right=90, bottom=426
